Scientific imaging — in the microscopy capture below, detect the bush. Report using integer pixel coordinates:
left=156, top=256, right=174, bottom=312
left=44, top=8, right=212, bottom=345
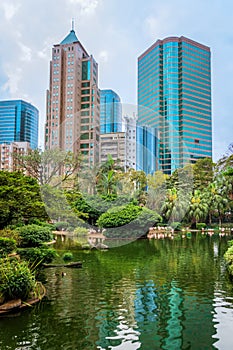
left=224, top=246, right=233, bottom=276
left=0, top=258, right=35, bottom=301
left=0, top=237, right=16, bottom=257
left=73, top=227, right=89, bottom=237
left=0, top=228, right=20, bottom=244
left=28, top=219, right=56, bottom=231
left=17, top=247, right=57, bottom=266
left=101, top=206, right=162, bottom=239
left=17, top=225, right=53, bottom=247
left=62, top=252, right=73, bottom=261
left=97, top=204, right=142, bottom=228
left=196, top=223, right=207, bottom=230
left=170, top=222, right=183, bottom=231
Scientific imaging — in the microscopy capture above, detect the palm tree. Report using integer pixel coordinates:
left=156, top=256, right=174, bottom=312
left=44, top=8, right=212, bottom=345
left=162, top=188, right=188, bottom=223
left=187, top=190, right=209, bottom=227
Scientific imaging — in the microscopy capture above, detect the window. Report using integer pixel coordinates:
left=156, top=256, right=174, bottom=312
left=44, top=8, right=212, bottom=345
left=81, top=103, right=90, bottom=109
left=81, top=89, right=90, bottom=95
left=80, top=133, right=89, bottom=140
left=81, top=96, right=90, bottom=102
left=82, top=82, right=90, bottom=87
left=82, top=61, right=91, bottom=80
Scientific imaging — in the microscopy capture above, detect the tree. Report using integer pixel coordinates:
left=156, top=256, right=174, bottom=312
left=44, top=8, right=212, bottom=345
left=187, top=190, right=209, bottom=226
left=14, top=148, right=82, bottom=186
left=0, top=171, right=48, bottom=229
left=161, top=187, right=189, bottom=223
left=193, top=158, right=215, bottom=191
left=96, top=155, right=124, bottom=198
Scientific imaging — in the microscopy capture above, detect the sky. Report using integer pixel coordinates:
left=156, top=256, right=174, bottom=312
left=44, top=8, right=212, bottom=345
left=0, top=0, right=233, bottom=161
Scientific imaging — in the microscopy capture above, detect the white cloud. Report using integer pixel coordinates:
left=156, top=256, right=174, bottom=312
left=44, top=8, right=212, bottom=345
left=144, top=4, right=178, bottom=39
left=98, top=50, right=109, bottom=63
left=68, top=0, right=100, bottom=15
left=1, top=2, right=20, bottom=21
left=2, top=66, right=22, bottom=95
left=37, top=38, right=53, bottom=60
left=18, top=42, right=32, bottom=62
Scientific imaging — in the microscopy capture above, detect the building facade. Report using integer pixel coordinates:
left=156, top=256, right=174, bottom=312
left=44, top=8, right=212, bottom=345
left=100, top=132, right=126, bottom=169
left=123, top=115, right=137, bottom=170
left=0, top=142, right=31, bottom=171
left=45, top=26, right=100, bottom=167
left=100, top=89, right=122, bottom=134
left=136, top=125, right=158, bottom=174
left=0, top=100, right=38, bottom=149
left=138, top=36, right=212, bottom=174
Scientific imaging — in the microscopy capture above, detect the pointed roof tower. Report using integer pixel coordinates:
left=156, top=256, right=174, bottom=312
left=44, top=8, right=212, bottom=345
left=60, top=19, right=78, bottom=45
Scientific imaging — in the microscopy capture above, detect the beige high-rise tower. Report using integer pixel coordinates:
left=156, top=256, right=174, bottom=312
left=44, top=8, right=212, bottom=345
left=45, top=24, right=100, bottom=167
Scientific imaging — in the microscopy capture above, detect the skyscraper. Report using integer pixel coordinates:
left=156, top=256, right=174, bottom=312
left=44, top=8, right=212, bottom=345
left=0, top=99, right=38, bottom=149
left=136, top=125, right=158, bottom=175
left=45, top=25, right=100, bottom=167
left=138, top=36, right=212, bottom=174
left=100, top=89, right=122, bottom=134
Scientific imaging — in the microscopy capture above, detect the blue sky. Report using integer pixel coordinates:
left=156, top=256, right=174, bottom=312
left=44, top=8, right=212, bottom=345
left=0, top=0, right=232, bottom=161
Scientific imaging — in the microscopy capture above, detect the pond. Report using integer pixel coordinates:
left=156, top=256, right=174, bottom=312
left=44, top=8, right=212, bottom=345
left=1, top=233, right=233, bottom=350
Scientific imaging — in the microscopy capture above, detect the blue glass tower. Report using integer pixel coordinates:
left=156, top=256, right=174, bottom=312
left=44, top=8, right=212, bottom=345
left=136, top=125, right=158, bottom=175
left=100, top=89, right=122, bottom=134
left=0, top=100, right=38, bottom=149
left=138, top=36, right=212, bottom=174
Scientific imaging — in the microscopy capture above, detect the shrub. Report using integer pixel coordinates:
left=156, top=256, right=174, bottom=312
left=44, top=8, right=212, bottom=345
left=17, top=225, right=53, bottom=248
left=170, top=222, right=183, bottom=231
left=224, top=246, right=233, bottom=276
left=97, top=204, right=142, bottom=228
left=0, top=237, right=16, bottom=257
left=0, top=228, right=20, bottom=244
left=100, top=205, right=162, bottom=239
left=0, top=258, right=35, bottom=301
left=73, top=227, right=89, bottom=237
left=28, top=219, right=56, bottom=231
left=17, top=247, right=57, bottom=266
left=62, top=252, right=73, bottom=261
left=196, top=223, right=207, bottom=230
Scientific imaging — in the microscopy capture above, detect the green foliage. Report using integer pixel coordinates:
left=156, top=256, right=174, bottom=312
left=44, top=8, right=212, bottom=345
left=73, top=226, right=89, bottom=237
left=97, top=204, right=142, bottom=228
left=17, top=247, right=57, bottom=265
left=62, top=252, right=73, bottom=261
left=170, top=222, right=183, bottom=231
left=0, top=228, right=20, bottom=244
left=193, top=158, right=215, bottom=191
left=14, top=148, right=82, bottom=186
left=28, top=219, right=56, bottom=231
left=17, top=224, right=53, bottom=248
left=0, top=171, right=48, bottom=229
left=71, top=192, right=135, bottom=225
left=224, top=246, right=233, bottom=276
left=0, top=237, right=17, bottom=257
left=196, top=223, right=207, bottom=230
left=54, top=221, right=69, bottom=231
left=0, top=258, right=35, bottom=301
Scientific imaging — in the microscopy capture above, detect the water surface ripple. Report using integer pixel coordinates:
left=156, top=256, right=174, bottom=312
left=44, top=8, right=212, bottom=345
left=0, top=234, right=233, bottom=349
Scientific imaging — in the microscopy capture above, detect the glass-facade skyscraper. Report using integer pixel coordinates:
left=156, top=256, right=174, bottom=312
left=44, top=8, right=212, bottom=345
left=100, top=89, right=122, bottom=134
left=138, top=36, right=212, bottom=174
left=136, top=125, right=158, bottom=175
left=0, top=100, right=38, bottom=149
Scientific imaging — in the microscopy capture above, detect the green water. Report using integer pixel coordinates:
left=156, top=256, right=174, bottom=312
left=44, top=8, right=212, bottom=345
left=1, top=233, right=233, bottom=350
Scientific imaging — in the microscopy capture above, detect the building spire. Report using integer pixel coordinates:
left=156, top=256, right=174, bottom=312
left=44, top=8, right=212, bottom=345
left=72, top=18, right=75, bottom=31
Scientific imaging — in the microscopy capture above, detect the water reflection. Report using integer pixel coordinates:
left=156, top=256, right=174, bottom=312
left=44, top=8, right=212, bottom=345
left=0, top=234, right=233, bottom=350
